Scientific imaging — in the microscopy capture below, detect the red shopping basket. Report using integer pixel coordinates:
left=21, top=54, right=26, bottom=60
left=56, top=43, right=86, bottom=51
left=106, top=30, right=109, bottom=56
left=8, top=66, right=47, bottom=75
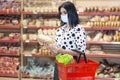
left=55, top=53, right=99, bottom=80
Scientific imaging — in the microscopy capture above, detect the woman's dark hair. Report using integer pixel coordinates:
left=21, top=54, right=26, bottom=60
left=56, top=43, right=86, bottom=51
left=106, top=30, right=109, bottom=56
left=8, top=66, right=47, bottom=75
left=58, top=1, right=79, bottom=28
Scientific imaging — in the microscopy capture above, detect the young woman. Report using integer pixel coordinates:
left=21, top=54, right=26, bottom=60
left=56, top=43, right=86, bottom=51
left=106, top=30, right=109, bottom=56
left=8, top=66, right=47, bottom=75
left=42, top=1, right=86, bottom=80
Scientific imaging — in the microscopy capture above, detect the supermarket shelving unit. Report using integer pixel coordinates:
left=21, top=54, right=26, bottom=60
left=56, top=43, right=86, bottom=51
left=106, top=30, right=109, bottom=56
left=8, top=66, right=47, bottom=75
left=0, top=0, right=120, bottom=80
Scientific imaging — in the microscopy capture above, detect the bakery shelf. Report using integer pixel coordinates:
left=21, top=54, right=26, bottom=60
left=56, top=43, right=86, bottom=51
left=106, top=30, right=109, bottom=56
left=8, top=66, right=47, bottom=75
left=22, top=53, right=54, bottom=57
left=0, top=73, right=18, bottom=77
left=0, top=39, right=19, bottom=43
left=79, top=12, right=120, bottom=15
left=0, top=25, right=19, bottom=29
left=22, top=12, right=57, bottom=15
left=0, top=12, right=20, bottom=15
left=0, top=53, right=19, bottom=57
left=87, top=41, right=120, bottom=45
left=84, top=27, right=120, bottom=30
left=0, top=9, right=20, bottom=15
left=86, top=53, right=120, bottom=58
left=22, top=40, right=120, bottom=45
left=22, top=73, right=119, bottom=80
left=23, top=26, right=39, bottom=29
left=23, top=26, right=59, bottom=29
left=22, top=73, right=53, bottom=79
left=23, top=53, right=120, bottom=58
left=22, top=40, right=38, bottom=43
left=38, top=26, right=59, bottom=29
left=22, top=11, right=120, bottom=15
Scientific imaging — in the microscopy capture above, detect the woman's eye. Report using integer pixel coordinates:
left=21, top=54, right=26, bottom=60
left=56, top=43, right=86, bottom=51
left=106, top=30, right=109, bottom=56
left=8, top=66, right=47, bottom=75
left=63, top=11, right=67, bottom=14
left=60, top=11, right=67, bottom=14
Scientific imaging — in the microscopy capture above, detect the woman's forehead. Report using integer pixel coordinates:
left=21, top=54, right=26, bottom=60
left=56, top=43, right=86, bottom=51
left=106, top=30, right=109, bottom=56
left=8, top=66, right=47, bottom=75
left=60, top=7, right=66, bottom=12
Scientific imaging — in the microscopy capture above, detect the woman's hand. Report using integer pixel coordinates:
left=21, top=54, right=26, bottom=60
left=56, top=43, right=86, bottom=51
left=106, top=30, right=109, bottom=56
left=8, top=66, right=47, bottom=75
left=46, top=43, right=59, bottom=54
left=38, top=40, right=59, bottom=56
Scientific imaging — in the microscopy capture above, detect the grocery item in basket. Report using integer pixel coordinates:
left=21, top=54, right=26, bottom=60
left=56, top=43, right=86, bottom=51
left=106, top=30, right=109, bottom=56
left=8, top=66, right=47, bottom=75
left=56, top=54, right=74, bottom=64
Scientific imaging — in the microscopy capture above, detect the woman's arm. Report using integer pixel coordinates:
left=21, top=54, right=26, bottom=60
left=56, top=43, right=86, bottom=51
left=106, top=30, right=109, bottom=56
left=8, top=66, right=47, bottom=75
left=45, top=43, right=79, bottom=57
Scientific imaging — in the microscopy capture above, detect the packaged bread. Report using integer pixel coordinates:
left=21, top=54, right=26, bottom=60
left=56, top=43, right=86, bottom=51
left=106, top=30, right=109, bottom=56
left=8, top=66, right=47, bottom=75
left=103, top=34, right=112, bottom=42
left=86, top=35, right=92, bottom=41
left=31, top=49, right=37, bottom=54
left=22, top=19, right=28, bottom=26
left=42, top=29, right=48, bottom=35
left=105, top=22, right=108, bottom=27
left=111, top=21, right=114, bottom=27
left=22, top=34, right=27, bottom=40
left=93, top=32, right=103, bottom=41
left=38, top=34, right=54, bottom=44
left=28, top=20, right=35, bottom=25
left=38, top=29, right=43, bottom=34
left=101, top=16, right=109, bottom=22
left=29, top=34, right=37, bottom=40
left=0, top=20, right=5, bottom=25
left=114, top=22, right=117, bottom=27
left=115, top=31, right=119, bottom=35
left=115, top=16, right=119, bottom=21
left=35, top=19, right=41, bottom=27
left=12, top=20, right=19, bottom=25
left=90, top=22, right=94, bottom=27
left=113, top=35, right=116, bottom=41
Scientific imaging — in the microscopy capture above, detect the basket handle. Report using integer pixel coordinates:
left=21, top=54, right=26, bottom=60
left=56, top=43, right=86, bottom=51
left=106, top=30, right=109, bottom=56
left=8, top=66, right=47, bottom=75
left=72, top=50, right=87, bottom=63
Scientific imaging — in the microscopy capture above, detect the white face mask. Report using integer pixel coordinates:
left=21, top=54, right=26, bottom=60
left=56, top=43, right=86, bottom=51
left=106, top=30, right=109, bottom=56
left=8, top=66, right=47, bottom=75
left=61, top=14, right=69, bottom=23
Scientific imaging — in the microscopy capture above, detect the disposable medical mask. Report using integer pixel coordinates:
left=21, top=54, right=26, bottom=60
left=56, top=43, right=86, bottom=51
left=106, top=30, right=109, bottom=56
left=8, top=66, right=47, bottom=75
left=61, top=14, right=69, bottom=23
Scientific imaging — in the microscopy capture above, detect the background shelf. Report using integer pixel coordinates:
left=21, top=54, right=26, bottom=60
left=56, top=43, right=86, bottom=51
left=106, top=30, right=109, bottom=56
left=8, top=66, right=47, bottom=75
left=22, top=12, right=57, bottom=15
left=0, top=40, right=19, bottom=43
left=84, top=27, right=120, bottom=30
left=79, top=12, right=120, bottom=15
left=0, top=25, right=19, bottom=29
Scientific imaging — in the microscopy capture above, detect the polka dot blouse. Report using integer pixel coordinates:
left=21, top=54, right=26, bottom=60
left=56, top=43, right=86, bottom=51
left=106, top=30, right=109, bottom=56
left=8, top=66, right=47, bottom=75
left=55, top=24, right=86, bottom=53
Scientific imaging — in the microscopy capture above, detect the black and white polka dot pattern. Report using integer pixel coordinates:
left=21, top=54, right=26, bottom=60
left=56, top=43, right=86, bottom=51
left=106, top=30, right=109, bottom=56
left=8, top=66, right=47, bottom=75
left=55, top=24, right=86, bottom=53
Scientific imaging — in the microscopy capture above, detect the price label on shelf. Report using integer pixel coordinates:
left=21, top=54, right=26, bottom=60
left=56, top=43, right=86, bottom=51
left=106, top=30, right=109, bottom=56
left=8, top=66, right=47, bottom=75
left=25, top=40, right=30, bottom=43
left=25, top=54, right=32, bottom=57
left=33, top=11, right=38, bottom=14
left=24, top=26, right=28, bottom=28
left=118, top=28, right=120, bottom=31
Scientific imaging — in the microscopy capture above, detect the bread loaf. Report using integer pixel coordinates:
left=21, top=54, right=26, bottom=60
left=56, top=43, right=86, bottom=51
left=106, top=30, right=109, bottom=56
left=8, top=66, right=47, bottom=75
left=38, top=34, right=54, bottom=44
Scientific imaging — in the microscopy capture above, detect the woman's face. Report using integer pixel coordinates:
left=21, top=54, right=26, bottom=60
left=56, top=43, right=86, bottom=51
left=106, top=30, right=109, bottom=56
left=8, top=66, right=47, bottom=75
left=60, top=7, right=67, bottom=15
left=60, top=7, right=69, bottom=23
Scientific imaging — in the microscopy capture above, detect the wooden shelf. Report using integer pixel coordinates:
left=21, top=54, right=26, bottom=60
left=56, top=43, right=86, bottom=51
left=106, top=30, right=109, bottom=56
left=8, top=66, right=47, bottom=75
left=22, top=40, right=120, bottom=45
left=84, top=27, right=120, bottom=30
left=22, top=11, right=57, bottom=15
left=87, top=41, right=120, bottom=45
left=22, top=73, right=119, bottom=80
left=0, top=39, right=19, bottom=43
left=22, top=53, right=54, bottom=57
left=79, top=12, right=120, bottom=15
left=0, top=73, right=18, bottom=77
left=0, top=53, right=19, bottom=57
left=22, top=53, right=120, bottom=58
left=86, top=53, right=120, bottom=58
left=22, top=40, right=38, bottom=43
left=23, top=26, right=59, bottom=29
left=22, top=11, right=120, bottom=15
left=0, top=25, right=19, bottom=29
left=0, top=12, right=20, bottom=15
left=22, top=73, right=53, bottom=79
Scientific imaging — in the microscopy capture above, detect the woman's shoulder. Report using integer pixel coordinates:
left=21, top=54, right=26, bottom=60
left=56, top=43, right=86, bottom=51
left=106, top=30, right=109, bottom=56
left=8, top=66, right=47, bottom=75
left=57, top=24, right=66, bottom=30
left=74, top=24, right=84, bottom=30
